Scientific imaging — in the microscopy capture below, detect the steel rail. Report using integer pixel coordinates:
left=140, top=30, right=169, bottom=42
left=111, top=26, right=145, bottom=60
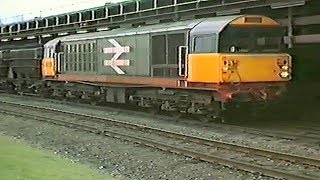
left=1, top=92, right=319, bottom=144
left=214, top=123, right=320, bottom=142
left=0, top=100, right=320, bottom=167
left=0, top=108, right=316, bottom=180
left=0, top=101, right=319, bottom=180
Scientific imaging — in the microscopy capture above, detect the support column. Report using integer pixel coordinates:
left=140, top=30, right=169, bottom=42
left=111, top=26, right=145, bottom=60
left=154, top=0, right=157, bottom=9
left=91, top=10, right=95, bottom=20
left=105, top=7, right=109, bottom=18
left=78, top=13, right=82, bottom=22
left=38, top=36, right=42, bottom=44
left=67, top=15, right=70, bottom=24
left=287, top=7, right=293, bottom=48
left=136, top=0, right=140, bottom=12
left=55, top=17, right=59, bottom=26
left=120, top=4, right=123, bottom=14
left=45, top=19, right=49, bottom=27
left=7, top=67, right=13, bottom=79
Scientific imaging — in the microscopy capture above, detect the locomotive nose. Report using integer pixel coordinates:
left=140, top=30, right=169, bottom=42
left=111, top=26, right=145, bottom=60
left=220, top=54, right=292, bottom=83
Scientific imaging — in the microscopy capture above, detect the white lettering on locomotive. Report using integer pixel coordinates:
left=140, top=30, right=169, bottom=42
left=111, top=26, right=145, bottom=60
left=103, top=39, right=131, bottom=74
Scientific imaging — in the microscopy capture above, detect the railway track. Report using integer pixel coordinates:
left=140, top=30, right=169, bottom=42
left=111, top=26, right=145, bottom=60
left=0, top=100, right=319, bottom=180
left=1, top=92, right=319, bottom=145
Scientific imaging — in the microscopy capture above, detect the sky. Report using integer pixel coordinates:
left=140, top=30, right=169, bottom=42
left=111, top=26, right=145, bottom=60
left=0, top=0, right=125, bottom=24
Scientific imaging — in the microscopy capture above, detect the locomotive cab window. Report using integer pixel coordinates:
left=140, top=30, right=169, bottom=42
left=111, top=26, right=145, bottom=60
left=219, top=25, right=286, bottom=53
left=193, top=35, right=217, bottom=53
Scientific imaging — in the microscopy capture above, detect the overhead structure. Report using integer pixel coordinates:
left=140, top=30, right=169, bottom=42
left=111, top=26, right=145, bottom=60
left=0, top=0, right=319, bottom=46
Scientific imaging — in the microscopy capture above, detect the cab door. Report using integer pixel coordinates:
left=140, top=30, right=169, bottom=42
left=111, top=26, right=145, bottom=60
left=42, top=40, right=61, bottom=78
left=187, top=34, right=222, bottom=83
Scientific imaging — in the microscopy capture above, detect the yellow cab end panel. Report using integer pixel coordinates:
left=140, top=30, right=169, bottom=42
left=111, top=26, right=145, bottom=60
left=220, top=54, right=292, bottom=83
left=187, top=53, right=221, bottom=83
left=229, top=15, right=280, bottom=26
left=42, top=58, right=56, bottom=77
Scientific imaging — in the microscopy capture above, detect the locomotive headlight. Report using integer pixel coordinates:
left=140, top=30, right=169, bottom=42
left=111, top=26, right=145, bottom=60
left=280, top=71, right=290, bottom=78
left=222, top=66, right=229, bottom=72
left=281, top=65, right=289, bottom=70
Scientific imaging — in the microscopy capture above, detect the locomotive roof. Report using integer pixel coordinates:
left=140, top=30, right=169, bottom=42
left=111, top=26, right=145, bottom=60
left=57, top=18, right=205, bottom=42
left=45, top=15, right=278, bottom=47
left=54, top=15, right=242, bottom=42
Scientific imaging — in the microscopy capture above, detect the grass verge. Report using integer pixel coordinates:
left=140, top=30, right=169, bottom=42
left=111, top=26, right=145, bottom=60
left=0, top=135, right=113, bottom=180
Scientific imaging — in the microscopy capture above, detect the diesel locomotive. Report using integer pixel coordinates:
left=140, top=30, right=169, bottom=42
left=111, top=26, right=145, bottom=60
left=0, top=15, right=292, bottom=117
